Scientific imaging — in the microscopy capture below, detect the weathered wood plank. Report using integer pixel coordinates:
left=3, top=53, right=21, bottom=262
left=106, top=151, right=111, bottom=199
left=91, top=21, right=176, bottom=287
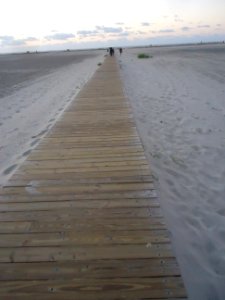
left=0, top=258, right=180, bottom=280
left=0, top=198, right=158, bottom=211
left=0, top=230, right=170, bottom=247
left=0, top=190, right=158, bottom=202
left=0, top=277, right=186, bottom=299
left=3, top=175, right=154, bottom=187
left=0, top=244, right=174, bottom=262
left=0, top=218, right=166, bottom=233
left=0, top=207, right=161, bottom=221
left=0, top=294, right=187, bottom=300
left=21, top=159, right=148, bottom=170
left=1, top=182, right=155, bottom=195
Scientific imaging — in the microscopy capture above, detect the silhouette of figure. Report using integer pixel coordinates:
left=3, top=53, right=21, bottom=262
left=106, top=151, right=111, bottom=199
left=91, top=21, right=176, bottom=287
left=109, top=47, right=114, bottom=56
left=119, top=48, right=123, bottom=55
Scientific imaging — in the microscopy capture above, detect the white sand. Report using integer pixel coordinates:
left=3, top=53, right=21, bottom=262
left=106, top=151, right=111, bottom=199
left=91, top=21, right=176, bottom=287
left=119, top=44, right=225, bottom=300
left=0, top=50, right=105, bottom=186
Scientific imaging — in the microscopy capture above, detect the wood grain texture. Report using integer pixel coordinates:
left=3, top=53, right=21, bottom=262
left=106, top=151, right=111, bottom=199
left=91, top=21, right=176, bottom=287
left=0, top=56, right=187, bottom=299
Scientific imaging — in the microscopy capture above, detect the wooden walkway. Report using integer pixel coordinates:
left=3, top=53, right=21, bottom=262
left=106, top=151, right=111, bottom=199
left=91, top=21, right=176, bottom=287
left=0, top=57, right=187, bottom=299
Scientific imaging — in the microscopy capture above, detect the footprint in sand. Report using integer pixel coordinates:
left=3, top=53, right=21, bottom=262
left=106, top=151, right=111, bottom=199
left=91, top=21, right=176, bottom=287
left=49, top=118, right=55, bottom=123
left=30, top=139, right=40, bottom=147
left=211, top=106, right=220, bottom=111
left=32, top=129, right=47, bottom=139
left=216, top=208, right=225, bottom=216
left=196, top=128, right=203, bottom=134
left=38, top=129, right=48, bottom=136
left=3, top=164, right=18, bottom=175
left=22, top=149, right=32, bottom=157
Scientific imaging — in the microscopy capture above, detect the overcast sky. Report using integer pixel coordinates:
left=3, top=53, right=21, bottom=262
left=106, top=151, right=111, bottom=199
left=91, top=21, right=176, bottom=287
left=0, top=0, right=225, bottom=53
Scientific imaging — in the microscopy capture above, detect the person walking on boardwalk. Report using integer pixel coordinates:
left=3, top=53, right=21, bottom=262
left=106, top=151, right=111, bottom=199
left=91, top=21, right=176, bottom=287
left=109, top=47, right=114, bottom=56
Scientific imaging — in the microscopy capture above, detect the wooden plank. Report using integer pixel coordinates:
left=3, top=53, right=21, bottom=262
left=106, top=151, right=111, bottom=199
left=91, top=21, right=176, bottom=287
left=0, top=230, right=170, bottom=247
left=21, top=159, right=148, bottom=169
left=0, top=207, right=160, bottom=221
left=0, top=218, right=166, bottom=233
left=0, top=277, right=186, bottom=299
left=1, top=182, right=155, bottom=195
left=3, top=175, right=154, bottom=187
left=0, top=190, right=158, bottom=202
left=0, top=293, right=187, bottom=300
left=0, top=258, right=181, bottom=280
left=10, top=170, right=151, bottom=181
left=27, top=153, right=146, bottom=161
left=0, top=208, right=162, bottom=221
left=0, top=198, right=158, bottom=208
left=0, top=244, right=174, bottom=263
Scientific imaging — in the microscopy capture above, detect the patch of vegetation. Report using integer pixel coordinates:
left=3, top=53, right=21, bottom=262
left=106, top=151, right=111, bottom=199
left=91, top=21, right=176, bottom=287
left=137, top=53, right=152, bottom=59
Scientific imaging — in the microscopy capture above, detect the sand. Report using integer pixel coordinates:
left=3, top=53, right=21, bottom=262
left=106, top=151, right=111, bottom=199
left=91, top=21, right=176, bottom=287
left=0, top=50, right=105, bottom=186
left=0, top=51, right=100, bottom=99
left=1, top=44, right=225, bottom=299
left=119, top=44, right=225, bottom=300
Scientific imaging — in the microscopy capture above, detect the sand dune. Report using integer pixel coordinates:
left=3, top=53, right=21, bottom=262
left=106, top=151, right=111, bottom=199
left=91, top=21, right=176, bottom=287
left=119, top=44, right=225, bottom=300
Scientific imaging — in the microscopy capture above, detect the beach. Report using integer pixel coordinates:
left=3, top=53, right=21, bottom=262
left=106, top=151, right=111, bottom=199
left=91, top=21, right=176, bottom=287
left=119, top=44, right=225, bottom=300
left=0, top=50, right=105, bottom=185
left=1, top=44, right=225, bottom=299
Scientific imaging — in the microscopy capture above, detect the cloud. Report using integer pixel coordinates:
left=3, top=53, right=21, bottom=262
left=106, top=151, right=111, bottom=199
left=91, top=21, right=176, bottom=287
left=217, top=24, right=221, bottom=27
left=120, top=32, right=129, bottom=37
left=45, top=33, right=75, bottom=41
left=116, top=22, right=124, bottom=25
left=0, top=36, right=40, bottom=48
left=96, top=26, right=123, bottom=33
left=141, top=22, right=150, bottom=26
left=198, top=25, right=210, bottom=28
left=159, top=29, right=175, bottom=33
left=107, top=31, right=129, bottom=38
left=77, top=30, right=98, bottom=36
left=181, top=27, right=191, bottom=32
left=77, top=26, right=128, bottom=40
left=0, top=35, right=26, bottom=46
left=0, top=35, right=14, bottom=42
left=25, top=37, right=38, bottom=42
left=174, top=14, right=183, bottom=22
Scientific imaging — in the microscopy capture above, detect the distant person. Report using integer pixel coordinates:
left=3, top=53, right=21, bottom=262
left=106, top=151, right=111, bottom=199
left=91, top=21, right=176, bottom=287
left=109, top=47, right=114, bottom=56
left=119, top=48, right=123, bottom=55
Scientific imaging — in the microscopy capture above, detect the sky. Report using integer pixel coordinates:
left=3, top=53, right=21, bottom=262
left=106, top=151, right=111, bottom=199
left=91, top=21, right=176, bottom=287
left=0, top=0, right=225, bottom=53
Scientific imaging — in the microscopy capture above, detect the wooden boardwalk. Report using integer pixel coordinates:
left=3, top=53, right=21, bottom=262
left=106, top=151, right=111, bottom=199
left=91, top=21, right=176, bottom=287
left=0, top=57, right=187, bottom=299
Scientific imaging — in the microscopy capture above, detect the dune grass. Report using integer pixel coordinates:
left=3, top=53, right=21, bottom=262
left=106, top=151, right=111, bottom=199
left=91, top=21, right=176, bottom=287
left=138, top=53, right=152, bottom=59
